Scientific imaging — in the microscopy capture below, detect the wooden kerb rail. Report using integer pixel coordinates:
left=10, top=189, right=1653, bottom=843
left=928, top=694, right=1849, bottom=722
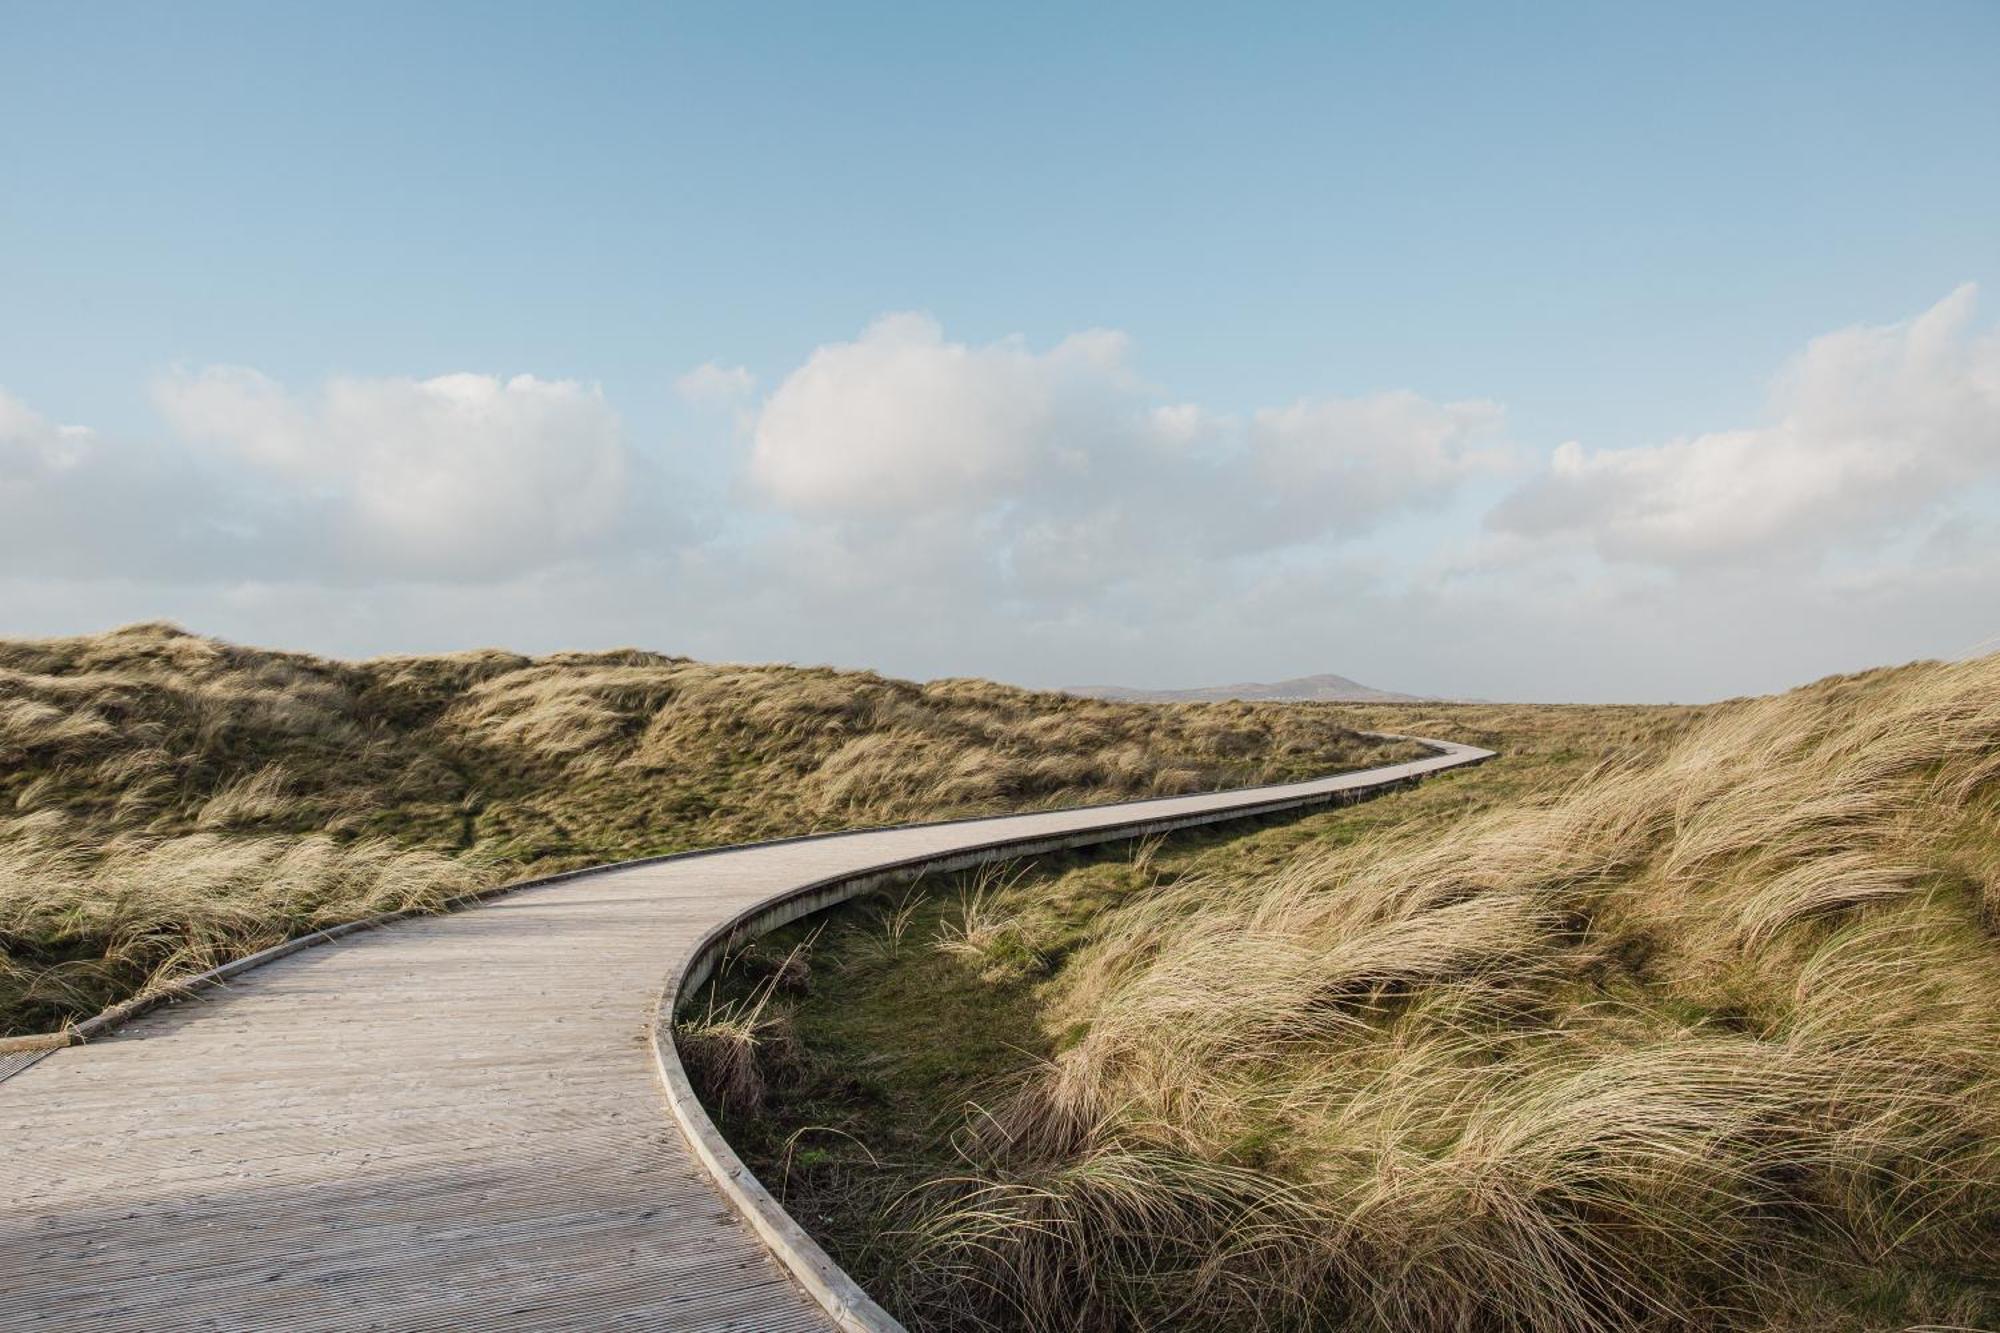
left=0, top=735, right=1490, bottom=1332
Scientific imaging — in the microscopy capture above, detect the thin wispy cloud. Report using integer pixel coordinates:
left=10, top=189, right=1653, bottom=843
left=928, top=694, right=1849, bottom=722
left=674, top=361, right=756, bottom=407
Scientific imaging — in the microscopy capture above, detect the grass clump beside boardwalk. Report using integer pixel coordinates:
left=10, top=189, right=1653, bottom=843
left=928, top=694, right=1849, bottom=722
left=0, top=622, right=1410, bottom=1037
left=690, top=660, right=2000, bottom=1332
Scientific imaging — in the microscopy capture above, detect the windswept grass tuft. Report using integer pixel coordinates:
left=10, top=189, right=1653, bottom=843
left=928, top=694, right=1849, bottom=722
left=678, top=943, right=814, bottom=1117
left=0, top=823, right=484, bottom=1033
left=935, top=864, right=1048, bottom=980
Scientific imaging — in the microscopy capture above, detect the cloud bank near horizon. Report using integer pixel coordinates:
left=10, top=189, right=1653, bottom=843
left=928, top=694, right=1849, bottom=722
left=3, top=288, right=1996, bottom=702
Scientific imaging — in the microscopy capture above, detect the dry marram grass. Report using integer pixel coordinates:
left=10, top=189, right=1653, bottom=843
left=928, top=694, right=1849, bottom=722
left=724, top=657, right=2000, bottom=1332
left=0, top=622, right=1408, bottom=1035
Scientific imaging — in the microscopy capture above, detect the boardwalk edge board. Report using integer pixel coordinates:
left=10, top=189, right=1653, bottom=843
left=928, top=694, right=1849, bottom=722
left=652, top=735, right=1491, bottom=1333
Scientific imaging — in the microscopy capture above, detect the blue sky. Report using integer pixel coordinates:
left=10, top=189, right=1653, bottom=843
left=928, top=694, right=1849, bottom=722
left=3, top=3, right=1998, bottom=700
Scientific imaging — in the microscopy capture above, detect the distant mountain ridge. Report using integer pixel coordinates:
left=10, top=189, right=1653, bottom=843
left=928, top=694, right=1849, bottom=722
left=1065, top=673, right=1425, bottom=705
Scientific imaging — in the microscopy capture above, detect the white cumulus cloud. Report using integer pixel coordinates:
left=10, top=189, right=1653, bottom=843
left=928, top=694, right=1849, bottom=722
left=155, top=368, right=633, bottom=578
left=0, top=388, right=259, bottom=579
left=751, top=312, right=1138, bottom=515
left=746, top=313, right=1508, bottom=601
left=0, top=390, right=94, bottom=478
left=1491, top=285, right=2000, bottom=566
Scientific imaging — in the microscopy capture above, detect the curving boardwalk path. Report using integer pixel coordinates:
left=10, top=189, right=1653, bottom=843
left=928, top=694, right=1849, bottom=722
left=1, top=740, right=1490, bottom=1331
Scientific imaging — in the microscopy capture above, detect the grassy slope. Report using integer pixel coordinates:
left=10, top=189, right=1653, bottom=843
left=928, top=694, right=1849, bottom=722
left=0, top=623, right=1412, bottom=1035
left=691, top=666, right=2000, bottom=1332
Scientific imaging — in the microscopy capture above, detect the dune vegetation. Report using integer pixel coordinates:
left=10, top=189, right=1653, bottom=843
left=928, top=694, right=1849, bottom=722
left=0, top=622, right=1412, bottom=1037
left=690, top=658, right=2000, bottom=1332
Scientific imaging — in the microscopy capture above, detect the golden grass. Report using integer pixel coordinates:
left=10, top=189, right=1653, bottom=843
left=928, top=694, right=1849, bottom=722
left=0, top=824, right=483, bottom=1032
left=715, top=658, right=2000, bottom=1331
left=0, top=622, right=1407, bottom=1035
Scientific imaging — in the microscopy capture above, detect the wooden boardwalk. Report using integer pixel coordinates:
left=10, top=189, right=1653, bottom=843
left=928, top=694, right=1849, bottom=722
left=0, top=741, right=1490, bottom=1331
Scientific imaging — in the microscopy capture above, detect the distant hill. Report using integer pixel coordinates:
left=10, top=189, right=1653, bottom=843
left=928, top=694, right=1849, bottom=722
left=1065, top=672, right=1426, bottom=705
